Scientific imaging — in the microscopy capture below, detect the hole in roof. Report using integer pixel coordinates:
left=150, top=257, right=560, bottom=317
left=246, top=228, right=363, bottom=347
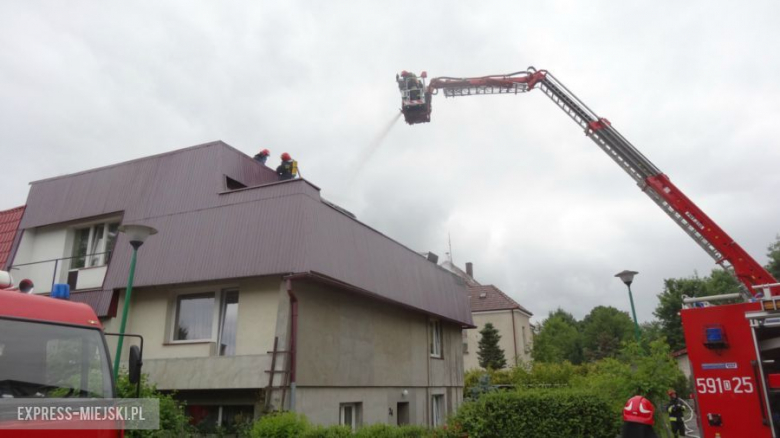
left=225, top=176, right=247, bottom=190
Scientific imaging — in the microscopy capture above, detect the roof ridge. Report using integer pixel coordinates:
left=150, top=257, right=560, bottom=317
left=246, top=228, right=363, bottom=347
left=29, top=140, right=232, bottom=185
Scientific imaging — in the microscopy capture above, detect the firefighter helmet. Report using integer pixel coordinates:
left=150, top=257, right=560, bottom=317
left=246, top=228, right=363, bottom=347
left=622, top=396, right=655, bottom=425
left=668, top=389, right=677, bottom=397
left=260, top=149, right=270, bottom=156
left=281, top=152, right=291, bottom=161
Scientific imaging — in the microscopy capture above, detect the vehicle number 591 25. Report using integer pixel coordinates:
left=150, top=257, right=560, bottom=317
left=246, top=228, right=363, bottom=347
left=696, top=377, right=754, bottom=394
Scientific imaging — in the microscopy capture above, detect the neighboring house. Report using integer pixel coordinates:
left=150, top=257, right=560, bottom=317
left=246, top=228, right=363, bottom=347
left=673, top=348, right=692, bottom=381
left=440, top=261, right=533, bottom=369
left=6, top=141, right=473, bottom=430
left=0, top=206, right=25, bottom=270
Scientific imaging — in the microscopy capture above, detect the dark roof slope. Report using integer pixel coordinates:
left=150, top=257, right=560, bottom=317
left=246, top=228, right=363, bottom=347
left=469, top=284, right=533, bottom=315
left=0, top=206, right=24, bottom=269
left=16, top=142, right=472, bottom=326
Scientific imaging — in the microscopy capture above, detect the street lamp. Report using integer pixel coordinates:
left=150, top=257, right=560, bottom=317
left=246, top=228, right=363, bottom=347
left=615, top=270, right=641, bottom=342
left=113, top=224, right=157, bottom=382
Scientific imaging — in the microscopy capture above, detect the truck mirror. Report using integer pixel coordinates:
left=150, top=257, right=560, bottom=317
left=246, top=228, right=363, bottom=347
left=128, top=345, right=142, bottom=384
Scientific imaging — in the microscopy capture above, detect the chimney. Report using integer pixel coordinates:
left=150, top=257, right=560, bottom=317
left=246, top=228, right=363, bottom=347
left=466, top=262, right=473, bottom=278
left=427, top=252, right=439, bottom=264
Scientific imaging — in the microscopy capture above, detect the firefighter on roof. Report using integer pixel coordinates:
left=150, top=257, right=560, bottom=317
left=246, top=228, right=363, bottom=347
left=621, top=395, right=657, bottom=438
left=254, top=148, right=270, bottom=165
left=666, top=389, right=686, bottom=437
left=276, top=152, right=298, bottom=181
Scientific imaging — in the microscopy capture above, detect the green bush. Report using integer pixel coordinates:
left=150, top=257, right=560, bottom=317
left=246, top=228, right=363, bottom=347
left=354, top=424, right=432, bottom=437
left=251, top=411, right=311, bottom=437
left=304, top=424, right=354, bottom=437
left=450, top=389, right=619, bottom=438
left=115, top=370, right=195, bottom=437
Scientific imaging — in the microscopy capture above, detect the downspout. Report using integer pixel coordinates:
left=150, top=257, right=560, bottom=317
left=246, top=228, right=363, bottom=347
left=511, top=308, right=518, bottom=366
left=285, top=278, right=298, bottom=411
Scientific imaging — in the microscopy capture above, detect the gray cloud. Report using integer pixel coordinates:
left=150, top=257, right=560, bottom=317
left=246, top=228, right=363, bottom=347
left=2, top=1, right=779, bottom=324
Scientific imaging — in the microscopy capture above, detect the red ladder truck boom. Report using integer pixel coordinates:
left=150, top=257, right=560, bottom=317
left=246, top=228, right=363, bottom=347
left=396, top=67, right=780, bottom=437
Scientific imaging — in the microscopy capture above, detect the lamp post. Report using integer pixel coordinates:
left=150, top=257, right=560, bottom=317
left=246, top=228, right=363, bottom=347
left=113, top=224, right=157, bottom=382
left=615, top=270, right=641, bottom=342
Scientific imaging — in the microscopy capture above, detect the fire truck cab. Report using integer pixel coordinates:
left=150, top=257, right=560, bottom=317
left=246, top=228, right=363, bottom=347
left=0, top=272, right=142, bottom=435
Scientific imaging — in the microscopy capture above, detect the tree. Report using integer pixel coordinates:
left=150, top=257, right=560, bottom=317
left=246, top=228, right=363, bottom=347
left=532, top=309, right=584, bottom=364
left=653, top=268, right=740, bottom=352
left=768, top=234, right=780, bottom=280
left=580, top=306, right=634, bottom=361
left=478, top=323, right=507, bottom=369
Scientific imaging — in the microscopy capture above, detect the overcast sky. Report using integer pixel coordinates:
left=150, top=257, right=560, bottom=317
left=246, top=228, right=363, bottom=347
left=2, top=1, right=779, bottom=324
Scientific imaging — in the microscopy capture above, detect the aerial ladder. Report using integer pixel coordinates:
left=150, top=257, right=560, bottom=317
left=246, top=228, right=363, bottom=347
left=397, top=67, right=780, bottom=437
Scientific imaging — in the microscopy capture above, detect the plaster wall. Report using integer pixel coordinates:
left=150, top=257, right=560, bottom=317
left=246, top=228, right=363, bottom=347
left=104, top=276, right=281, bottom=390
left=465, top=309, right=533, bottom=369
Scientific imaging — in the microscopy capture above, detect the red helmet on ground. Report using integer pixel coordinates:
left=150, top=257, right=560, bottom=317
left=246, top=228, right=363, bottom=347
left=281, top=152, right=291, bottom=161
left=259, top=149, right=270, bottom=156
left=623, top=396, right=655, bottom=425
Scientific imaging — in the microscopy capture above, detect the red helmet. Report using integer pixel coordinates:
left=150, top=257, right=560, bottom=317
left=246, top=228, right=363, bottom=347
left=622, top=396, right=654, bottom=425
left=401, top=70, right=408, bottom=76
left=260, top=149, right=270, bottom=156
left=668, top=389, right=677, bottom=397
left=281, top=152, right=291, bottom=161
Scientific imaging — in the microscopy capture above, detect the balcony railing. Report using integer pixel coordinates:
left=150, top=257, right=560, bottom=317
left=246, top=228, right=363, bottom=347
left=9, top=251, right=112, bottom=293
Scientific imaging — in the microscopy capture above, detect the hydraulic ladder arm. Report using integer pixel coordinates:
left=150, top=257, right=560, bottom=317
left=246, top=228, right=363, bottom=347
left=414, top=67, right=778, bottom=298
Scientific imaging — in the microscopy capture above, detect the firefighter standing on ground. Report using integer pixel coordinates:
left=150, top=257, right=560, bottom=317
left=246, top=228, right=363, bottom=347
left=276, top=152, right=298, bottom=180
left=621, top=395, right=658, bottom=438
left=667, top=390, right=686, bottom=437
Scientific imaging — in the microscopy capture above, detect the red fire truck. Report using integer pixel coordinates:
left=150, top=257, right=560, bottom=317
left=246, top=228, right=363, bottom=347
left=0, top=272, right=143, bottom=436
left=397, top=67, right=780, bottom=437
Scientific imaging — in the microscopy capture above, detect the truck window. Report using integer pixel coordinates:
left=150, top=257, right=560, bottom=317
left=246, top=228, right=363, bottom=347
left=0, top=318, right=112, bottom=398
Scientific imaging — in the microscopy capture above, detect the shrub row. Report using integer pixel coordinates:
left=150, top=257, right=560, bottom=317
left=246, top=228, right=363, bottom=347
left=250, top=412, right=446, bottom=438
left=450, top=389, right=620, bottom=438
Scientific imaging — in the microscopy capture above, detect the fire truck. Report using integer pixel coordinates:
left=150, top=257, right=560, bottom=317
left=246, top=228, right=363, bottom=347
left=397, top=68, right=780, bottom=437
left=0, top=272, right=143, bottom=436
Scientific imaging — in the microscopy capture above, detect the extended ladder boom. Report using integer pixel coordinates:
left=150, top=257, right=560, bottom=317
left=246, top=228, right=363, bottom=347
left=419, top=68, right=778, bottom=298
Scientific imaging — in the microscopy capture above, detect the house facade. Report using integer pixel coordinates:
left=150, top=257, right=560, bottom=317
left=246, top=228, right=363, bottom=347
left=440, top=261, right=533, bottom=369
left=5, top=141, right=472, bottom=430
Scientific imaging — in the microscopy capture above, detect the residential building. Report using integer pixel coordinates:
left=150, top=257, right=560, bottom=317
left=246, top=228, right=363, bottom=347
left=5, top=141, right=473, bottom=430
left=0, top=206, right=24, bottom=269
left=673, top=348, right=692, bottom=381
left=441, top=261, right=533, bottom=369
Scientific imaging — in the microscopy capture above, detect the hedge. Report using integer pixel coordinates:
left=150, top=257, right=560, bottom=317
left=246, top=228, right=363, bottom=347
left=451, top=389, right=620, bottom=438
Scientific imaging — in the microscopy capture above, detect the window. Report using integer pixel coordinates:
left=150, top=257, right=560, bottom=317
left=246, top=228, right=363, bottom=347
left=71, top=222, right=119, bottom=269
left=174, top=293, right=215, bottom=341
left=432, top=395, right=444, bottom=427
left=218, top=290, right=239, bottom=356
left=429, top=319, right=442, bottom=358
left=225, top=176, right=247, bottom=190
left=462, top=330, right=469, bottom=354
left=340, top=403, right=362, bottom=431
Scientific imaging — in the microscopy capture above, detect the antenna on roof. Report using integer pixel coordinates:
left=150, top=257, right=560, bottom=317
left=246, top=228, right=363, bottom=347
left=448, top=233, right=453, bottom=263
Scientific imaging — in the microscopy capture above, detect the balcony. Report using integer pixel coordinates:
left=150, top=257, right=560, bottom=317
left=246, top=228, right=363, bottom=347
left=9, top=251, right=112, bottom=294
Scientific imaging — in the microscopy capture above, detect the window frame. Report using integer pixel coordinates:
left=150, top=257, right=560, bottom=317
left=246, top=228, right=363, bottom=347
left=71, top=221, right=119, bottom=269
left=429, top=319, right=442, bottom=358
left=172, top=292, right=217, bottom=343
left=339, top=402, right=361, bottom=431
left=431, top=394, right=445, bottom=427
left=217, top=289, right=240, bottom=356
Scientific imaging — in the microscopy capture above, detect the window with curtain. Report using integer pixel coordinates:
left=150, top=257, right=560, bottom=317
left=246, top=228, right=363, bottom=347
left=429, top=319, right=442, bottom=358
left=174, top=293, right=215, bottom=341
left=218, top=291, right=239, bottom=356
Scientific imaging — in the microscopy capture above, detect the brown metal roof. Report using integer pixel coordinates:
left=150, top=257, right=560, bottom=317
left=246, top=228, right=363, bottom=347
left=15, top=142, right=472, bottom=326
left=67, top=290, right=119, bottom=318
left=469, top=284, right=533, bottom=315
left=0, top=206, right=24, bottom=269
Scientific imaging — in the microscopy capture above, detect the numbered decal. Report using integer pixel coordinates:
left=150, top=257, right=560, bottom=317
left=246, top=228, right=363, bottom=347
left=696, top=377, right=754, bottom=394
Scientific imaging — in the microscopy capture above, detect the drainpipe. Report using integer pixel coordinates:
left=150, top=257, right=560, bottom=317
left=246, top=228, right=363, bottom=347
left=285, top=278, right=298, bottom=411
left=511, top=309, right=518, bottom=366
